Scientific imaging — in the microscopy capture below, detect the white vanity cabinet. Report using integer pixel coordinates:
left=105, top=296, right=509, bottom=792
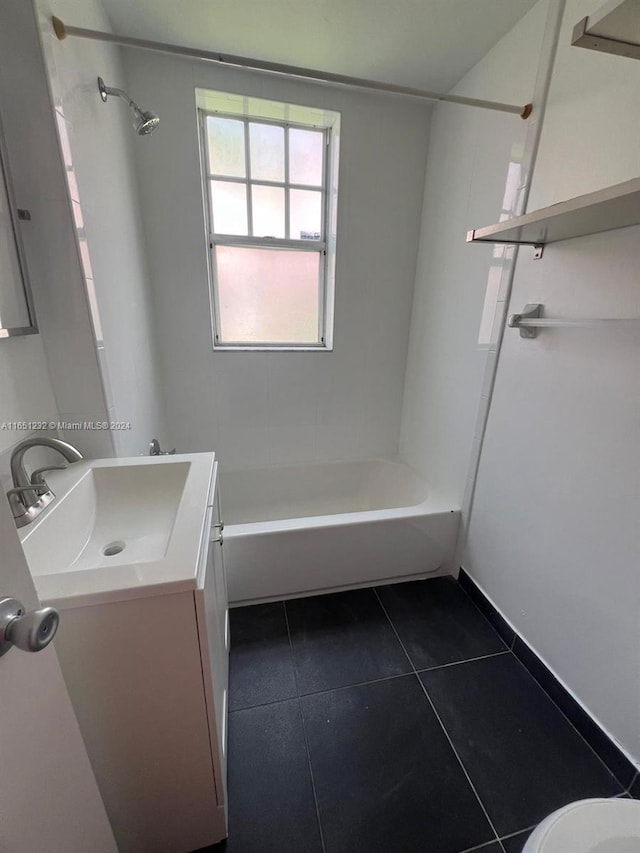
left=47, top=462, right=229, bottom=853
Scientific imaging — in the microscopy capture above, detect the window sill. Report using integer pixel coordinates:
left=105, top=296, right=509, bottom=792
left=212, top=345, right=334, bottom=353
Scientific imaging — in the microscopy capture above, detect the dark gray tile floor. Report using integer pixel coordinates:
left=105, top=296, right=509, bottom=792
left=301, top=675, right=493, bottom=853
left=286, top=587, right=412, bottom=693
left=212, top=576, right=626, bottom=853
left=421, top=654, right=621, bottom=837
left=225, top=699, right=322, bottom=852
left=228, top=602, right=296, bottom=711
left=377, top=578, right=508, bottom=669
left=500, top=828, right=535, bottom=853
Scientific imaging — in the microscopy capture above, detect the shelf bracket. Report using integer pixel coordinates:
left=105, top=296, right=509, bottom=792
left=508, top=303, right=542, bottom=338
left=466, top=231, right=547, bottom=258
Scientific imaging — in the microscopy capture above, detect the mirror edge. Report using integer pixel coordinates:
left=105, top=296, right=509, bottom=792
left=0, top=109, right=38, bottom=339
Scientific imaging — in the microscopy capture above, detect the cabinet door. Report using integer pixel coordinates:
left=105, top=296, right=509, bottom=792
left=212, top=480, right=229, bottom=656
left=195, top=470, right=229, bottom=809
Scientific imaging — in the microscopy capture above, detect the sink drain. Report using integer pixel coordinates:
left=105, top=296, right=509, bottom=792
left=103, top=541, right=126, bottom=557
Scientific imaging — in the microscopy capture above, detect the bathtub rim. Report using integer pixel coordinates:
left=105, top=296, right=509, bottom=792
left=224, top=494, right=458, bottom=538
left=219, top=456, right=440, bottom=525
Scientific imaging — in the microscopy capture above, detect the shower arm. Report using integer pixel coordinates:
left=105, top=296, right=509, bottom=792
left=99, top=78, right=144, bottom=117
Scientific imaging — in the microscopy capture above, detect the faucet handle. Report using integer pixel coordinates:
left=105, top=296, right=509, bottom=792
left=6, top=484, right=50, bottom=517
left=30, top=466, right=66, bottom=485
left=6, top=485, right=55, bottom=525
left=7, top=484, right=50, bottom=497
left=149, top=438, right=176, bottom=456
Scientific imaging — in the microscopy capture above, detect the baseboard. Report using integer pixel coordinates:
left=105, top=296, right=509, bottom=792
left=458, top=568, right=638, bottom=791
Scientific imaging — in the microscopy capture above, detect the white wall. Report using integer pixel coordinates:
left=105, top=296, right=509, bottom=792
left=0, top=339, right=63, bottom=497
left=37, top=0, right=167, bottom=457
left=123, top=52, right=430, bottom=469
left=0, top=338, right=59, bottom=459
left=465, top=0, right=640, bottom=763
left=398, top=1, right=549, bottom=506
left=0, top=0, right=112, bottom=461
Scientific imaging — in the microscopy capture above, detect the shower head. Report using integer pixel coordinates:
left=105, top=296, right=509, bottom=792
left=133, top=109, right=160, bottom=136
left=98, top=77, right=159, bottom=136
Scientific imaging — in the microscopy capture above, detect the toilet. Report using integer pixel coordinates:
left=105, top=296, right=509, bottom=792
left=523, top=798, right=640, bottom=852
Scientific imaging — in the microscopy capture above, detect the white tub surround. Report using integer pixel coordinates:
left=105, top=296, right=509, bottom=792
left=37, top=0, right=168, bottom=457
left=221, top=459, right=459, bottom=604
left=123, top=51, right=430, bottom=469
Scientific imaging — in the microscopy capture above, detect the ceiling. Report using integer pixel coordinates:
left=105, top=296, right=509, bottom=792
left=98, top=0, right=539, bottom=94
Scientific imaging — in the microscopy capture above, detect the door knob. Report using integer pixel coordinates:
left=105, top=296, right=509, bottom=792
left=0, top=597, right=60, bottom=657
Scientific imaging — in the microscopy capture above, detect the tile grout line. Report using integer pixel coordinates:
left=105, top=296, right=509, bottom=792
left=458, top=840, right=500, bottom=853
left=298, top=669, right=412, bottom=697
left=458, top=838, right=505, bottom=853
left=372, top=588, right=506, bottom=853
left=230, top=671, right=412, bottom=713
left=458, top=578, right=633, bottom=790
left=419, top=649, right=511, bottom=673
left=498, top=823, right=537, bottom=845
left=282, top=601, right=327, bottom=853
left=232, top=653, right=515, bottom=714
left=459, top=822, right=539, bottom=852
left=507, top=650, right=628, bottom=793
left=229, top=694, right=301, bottom=714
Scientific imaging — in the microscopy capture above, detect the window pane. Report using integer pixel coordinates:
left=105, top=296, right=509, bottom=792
left=210, top=180, right=248, bottom=235
left=215, top=246, right=320, bottom=344
left=290, top=189, right=322, bottom=240
left=249, top=122, right=284, bottom=182
left=207, top=116, right=246, bottom=178
left=289, top=128, right=323, bottom=186
left=252, top=185, right=285, bottom=238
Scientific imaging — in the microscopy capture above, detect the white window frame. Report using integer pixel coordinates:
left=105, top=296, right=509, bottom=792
left=199, top=102, right=339, bottom=351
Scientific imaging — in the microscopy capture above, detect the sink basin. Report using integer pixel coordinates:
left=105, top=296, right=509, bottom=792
left=19, top=453, right=216, bottom=608
left=23, top=462, right=189, bottom=575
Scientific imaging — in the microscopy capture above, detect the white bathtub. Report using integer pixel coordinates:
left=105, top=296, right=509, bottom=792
left=220, top=458, right=460, bottom=604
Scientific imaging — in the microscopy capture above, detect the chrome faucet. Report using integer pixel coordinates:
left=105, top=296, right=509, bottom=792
left=7, top=437, right=83, bottom=528
left=149, top=438, right=175, bottom=456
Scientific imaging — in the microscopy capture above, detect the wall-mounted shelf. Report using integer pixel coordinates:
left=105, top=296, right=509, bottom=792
left=572, top=0, right=640, bottom=61
left=466, top=176, right=640, bottom=258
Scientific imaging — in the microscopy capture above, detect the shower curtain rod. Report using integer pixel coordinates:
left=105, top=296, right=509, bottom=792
left=51, top=16, right=533, bottom=119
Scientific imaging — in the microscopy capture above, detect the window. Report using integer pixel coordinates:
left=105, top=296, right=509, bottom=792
left=198, top=91, right=340, bottom=350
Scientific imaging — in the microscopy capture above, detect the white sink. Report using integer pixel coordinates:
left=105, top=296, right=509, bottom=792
left=19, top=453, right=216, bottom=608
